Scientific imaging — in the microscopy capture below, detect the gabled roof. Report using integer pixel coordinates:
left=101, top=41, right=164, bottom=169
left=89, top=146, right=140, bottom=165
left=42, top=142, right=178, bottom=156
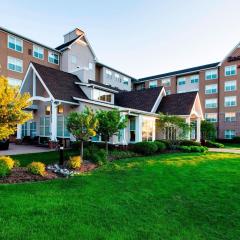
left=157, top=91, right=198, bottom=115
left=32, top=62, right=87, bottom=102
left=115, top=87, right=163, bottom=112
left=55, top=36, right=80, bottom=51
left=136, top=62, right=220, bottom=83
left=88, top=80, right=120, bottom=92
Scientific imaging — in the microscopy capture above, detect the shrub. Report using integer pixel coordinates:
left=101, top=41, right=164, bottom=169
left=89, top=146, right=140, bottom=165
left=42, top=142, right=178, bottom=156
left=67, top=156, right=82, bottom=169
left=13, top=160, right=20, bottom=168
left=27, top=162, right=46, bottom=176
left=232, top=136, right=240, bottom=143
left=109, top=150, right=138, bottom=161
left=91, top=149, right=107, bottom=165
left=205, top=140, right=224, bottom=148
left=0, top=156, right=15, bottom=170
left=0, top=161, right=10, bottom=178
left=179, top=140, right=201, bottom=147
left=179, top=145, right=208, bottom=153
left=133, top=142, right=158, bottom=155
left=154, top=141, right=166, bottom=152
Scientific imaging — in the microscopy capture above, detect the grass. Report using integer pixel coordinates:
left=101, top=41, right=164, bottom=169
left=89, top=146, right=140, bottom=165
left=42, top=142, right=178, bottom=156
left=1, top=152, right=240, bottom=239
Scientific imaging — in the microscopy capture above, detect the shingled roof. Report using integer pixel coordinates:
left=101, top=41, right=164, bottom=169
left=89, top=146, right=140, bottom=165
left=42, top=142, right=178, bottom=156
left=115, top=87, right=163, bottom=112
left=32, top=62, right=87, bottom=103
left=157, top=91, right=198, bottom=115
left=136, top=62, right=220, bottom=82
left=55, top=36, right=80, bottom=51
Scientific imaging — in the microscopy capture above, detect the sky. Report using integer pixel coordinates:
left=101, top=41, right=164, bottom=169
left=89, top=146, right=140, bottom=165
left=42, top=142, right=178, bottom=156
left=1, top=0, right=240, bottom=78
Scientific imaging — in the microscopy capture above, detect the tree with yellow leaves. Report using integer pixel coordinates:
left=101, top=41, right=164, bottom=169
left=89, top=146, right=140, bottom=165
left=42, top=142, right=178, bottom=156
left=0, top=76, right=32, bottom=140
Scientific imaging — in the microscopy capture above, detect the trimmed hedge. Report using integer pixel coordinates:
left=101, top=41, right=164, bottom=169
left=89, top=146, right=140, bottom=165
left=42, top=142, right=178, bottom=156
left=179, top=145, right=208, bottom=153
left=205, top=141, right=224, bottom=148
left=133, top=142, right=158, bottom=155
left=155, top=140, right=200, bottom=150
left=154, top=141, right=166, bottom=152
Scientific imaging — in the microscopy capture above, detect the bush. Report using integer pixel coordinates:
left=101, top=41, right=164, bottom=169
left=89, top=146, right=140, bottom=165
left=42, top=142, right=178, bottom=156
left=0, top=156, right=15, bottom=170
left=232, top=136, right=240, bottom=143
left=133, top=142, right=158, bottom=155
left=27, top=162, right=46, bottom=176
left=91, top=149, right=107, bottom=165
left=0, top=161, right=10, bottom=178
left=179, top=145, right=208, bottom=153
left=109, top=150, right=138, bottom=161
left=154, top=141, right=166, bottom=152
left=67, top=156, right=82, bottom=169
left=205, top=141, right=224, bottom=148
left=179, top=140, right=201, bottom=147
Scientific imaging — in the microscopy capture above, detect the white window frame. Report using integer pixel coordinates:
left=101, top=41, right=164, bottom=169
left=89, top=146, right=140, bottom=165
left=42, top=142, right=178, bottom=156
left=224, top=96, right=237, bottom=107
left=89, top=62, right=93, bottom=70
left=48, top=51, right=59, bottom=65
left=8, top=77, right=22, bottom=87
left=123, top=77, right=129, bottom=85
left=115, top=73, right=120, bottom=81
left=149, top=80, right=157, bottom=88
left=205, top=99, right=217, bottom=109
left=205, top=84, right=218, bottom=94
left=225, top=65, right=237, bottom=76
left=105, top=69, right=112, bottom=78
left=8, top=35, right=23, bottom=53
left=224, top=130, right=236, bottom=139
left=224, top=80, right=236, bottom=92
left=205, top=69, right=218, bottom=80
left=71, top=55, right=77, bottom=64
left=178, top=77, right=186, bottom=85
left=166, top=90, right=171, bottom=95
left=33, top=45, right=44, bottom=60
left=161, top=78, right=171, bottom=87
left=7, top=56, right=23, bottom=73
left=190, top=75, right=199, bottom=84
left=39, top=116, right=51, bottom=137
left=225, top=112, right=236, bottom=122
left=92, top=89, right=112, bottom=103
left=205, top=113, right=218, bottom=123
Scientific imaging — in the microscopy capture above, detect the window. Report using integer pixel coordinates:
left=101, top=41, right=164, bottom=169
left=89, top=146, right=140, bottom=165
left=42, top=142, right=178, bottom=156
left=142, top=118, right=154, bottom=141
left=48, top=51, right=59, bottom=65
left=149, top=80, right=157, bottom=88
left=93, top=89, right=112, bottom=103
left=205, top=69, right=218, bottom=80
left=71, top=55, right=77, bottom=64
left=115, top=73, right=120, bottom=81
left=40, top=116, right=50, bottom=137
left=205, top=99, right=217, bottom=108
left=7, top=57, right=23, bottom=73
left=129, top=117, right=136, bottom=142
left=162, top=78, right=171, bottom=86
left=224, top=96, right=237, bottom=107
left=166, top=90, right=171, bottom=95
left=57, top=116, right=70, bottom=138
left=205, top=113, right=218, bottom=123
left=45, top=105, right=51, bottom=115
left=57, top=105, right=64, bottom=114
left=33, top=45, right=44, bottom=60
left=8, top=77, right=22, bottom=87
left=8, top=35, right=23, bottom=52
left=178, top=77, right=186, bottom=85
left=205, top=84, right=218, bottom=94
left=106, top=69, right=112, bottom=78
left=89, top=62, right=93, bottom=70
left=30, top=122, right=37, bottom=137
left=225, top=112, right=236, bottom=122
left=224, top=130, right=236, bottom=139
left=224, top=80, right=236, bottom=92
left=190, top=75, right=199, bottom=84
left=21, top=122, right=28, bottom=137
left=225, top=65, right=236, bottom=76
left=123, top=77, right=129, bottom=85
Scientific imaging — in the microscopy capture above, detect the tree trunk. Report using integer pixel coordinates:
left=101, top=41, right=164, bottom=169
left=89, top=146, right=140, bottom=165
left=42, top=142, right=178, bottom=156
left=80, top=140, right=84, bottom=159
left=105, top=140, right=108, bottom=156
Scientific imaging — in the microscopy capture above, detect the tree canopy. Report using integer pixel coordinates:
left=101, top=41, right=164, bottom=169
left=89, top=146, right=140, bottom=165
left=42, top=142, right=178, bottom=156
left=0, top=76, right=32, bottom=140
left=201, top=120, right=216, bottom=140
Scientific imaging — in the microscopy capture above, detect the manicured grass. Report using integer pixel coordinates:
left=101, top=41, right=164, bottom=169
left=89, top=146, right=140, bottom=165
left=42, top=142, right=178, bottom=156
left=1, top=152, right=240, bottom=239
left=224, top=143, right=240, bottom=149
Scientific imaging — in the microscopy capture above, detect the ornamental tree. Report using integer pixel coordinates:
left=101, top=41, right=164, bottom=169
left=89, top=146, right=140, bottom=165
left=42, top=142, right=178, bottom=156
left=158, top=113, right=190, bottom=140
left=66, top=107, right=98, bottom=158
left=201, top=120, right=216, bottom=140
left=96, top=109, right=127, bottom=155
left=0, top=76, right=32, bottom=140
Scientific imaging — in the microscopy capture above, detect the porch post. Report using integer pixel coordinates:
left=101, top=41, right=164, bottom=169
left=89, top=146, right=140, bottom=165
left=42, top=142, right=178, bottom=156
left=186, top=117, right=191, bottom=140
left=120, top=113, right=128, bottom=145
left=196, top=117, right=201, bottom=142
left=51, top=102, right=58, bottom=141
left=136, top=115, right=142, bottom=142
left=16, top=124, right=22, bottom=139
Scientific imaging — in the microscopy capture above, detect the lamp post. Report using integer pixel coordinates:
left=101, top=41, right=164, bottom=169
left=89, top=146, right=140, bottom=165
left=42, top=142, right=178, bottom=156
left=59, top=143, right=64, bottom=166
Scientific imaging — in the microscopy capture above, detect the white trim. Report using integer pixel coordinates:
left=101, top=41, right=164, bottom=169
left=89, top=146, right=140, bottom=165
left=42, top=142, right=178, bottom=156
left=151, top=87, right=166, bottom=113
left=189, top=93, right=204, bottom=119
left=30, top=96, right=52, bottom=102
left=75, top=82, right=119, bottom=93
left=55, top=99, right=79, bottom=105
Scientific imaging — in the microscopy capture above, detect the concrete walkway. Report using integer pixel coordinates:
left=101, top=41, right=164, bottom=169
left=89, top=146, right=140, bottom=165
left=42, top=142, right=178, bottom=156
left=0, top=143, right=54, bottom=156
left=209, top=148, right=240, bottom=154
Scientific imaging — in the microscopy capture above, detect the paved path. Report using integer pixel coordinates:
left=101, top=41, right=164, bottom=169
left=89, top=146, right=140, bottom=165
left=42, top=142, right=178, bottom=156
left=0, top=143, right=53, bottom=156
left=209, top=148, right=240, bottom=154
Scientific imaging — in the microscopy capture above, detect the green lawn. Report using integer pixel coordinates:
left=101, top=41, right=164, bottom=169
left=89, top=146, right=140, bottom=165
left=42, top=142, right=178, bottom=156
left=1, top=152, right=240, bottom=240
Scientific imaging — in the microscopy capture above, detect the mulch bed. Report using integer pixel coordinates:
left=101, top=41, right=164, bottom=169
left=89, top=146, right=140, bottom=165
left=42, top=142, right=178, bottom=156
left=0, top=161, right=98, bottom=184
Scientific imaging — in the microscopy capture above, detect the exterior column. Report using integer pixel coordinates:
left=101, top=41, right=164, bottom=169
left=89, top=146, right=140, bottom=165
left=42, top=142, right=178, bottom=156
left=50, top=102, right=58, bottom=141
left=135, top=115, right=142, bottom=142
left=16, top=124, right=22, bottom=139
left=120, top=113, right=128, bottom=145
left=185, top=117, right=191, bottom=140
left=196, top=117, right=201, bottom=142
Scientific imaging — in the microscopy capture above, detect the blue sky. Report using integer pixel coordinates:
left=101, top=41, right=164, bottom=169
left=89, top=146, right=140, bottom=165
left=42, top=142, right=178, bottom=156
left=1, top=0, right=240, bottom=78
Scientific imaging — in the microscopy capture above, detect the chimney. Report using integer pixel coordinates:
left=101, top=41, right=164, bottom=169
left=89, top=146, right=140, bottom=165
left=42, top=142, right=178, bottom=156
left=63, top=28, right=84, bottom=43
